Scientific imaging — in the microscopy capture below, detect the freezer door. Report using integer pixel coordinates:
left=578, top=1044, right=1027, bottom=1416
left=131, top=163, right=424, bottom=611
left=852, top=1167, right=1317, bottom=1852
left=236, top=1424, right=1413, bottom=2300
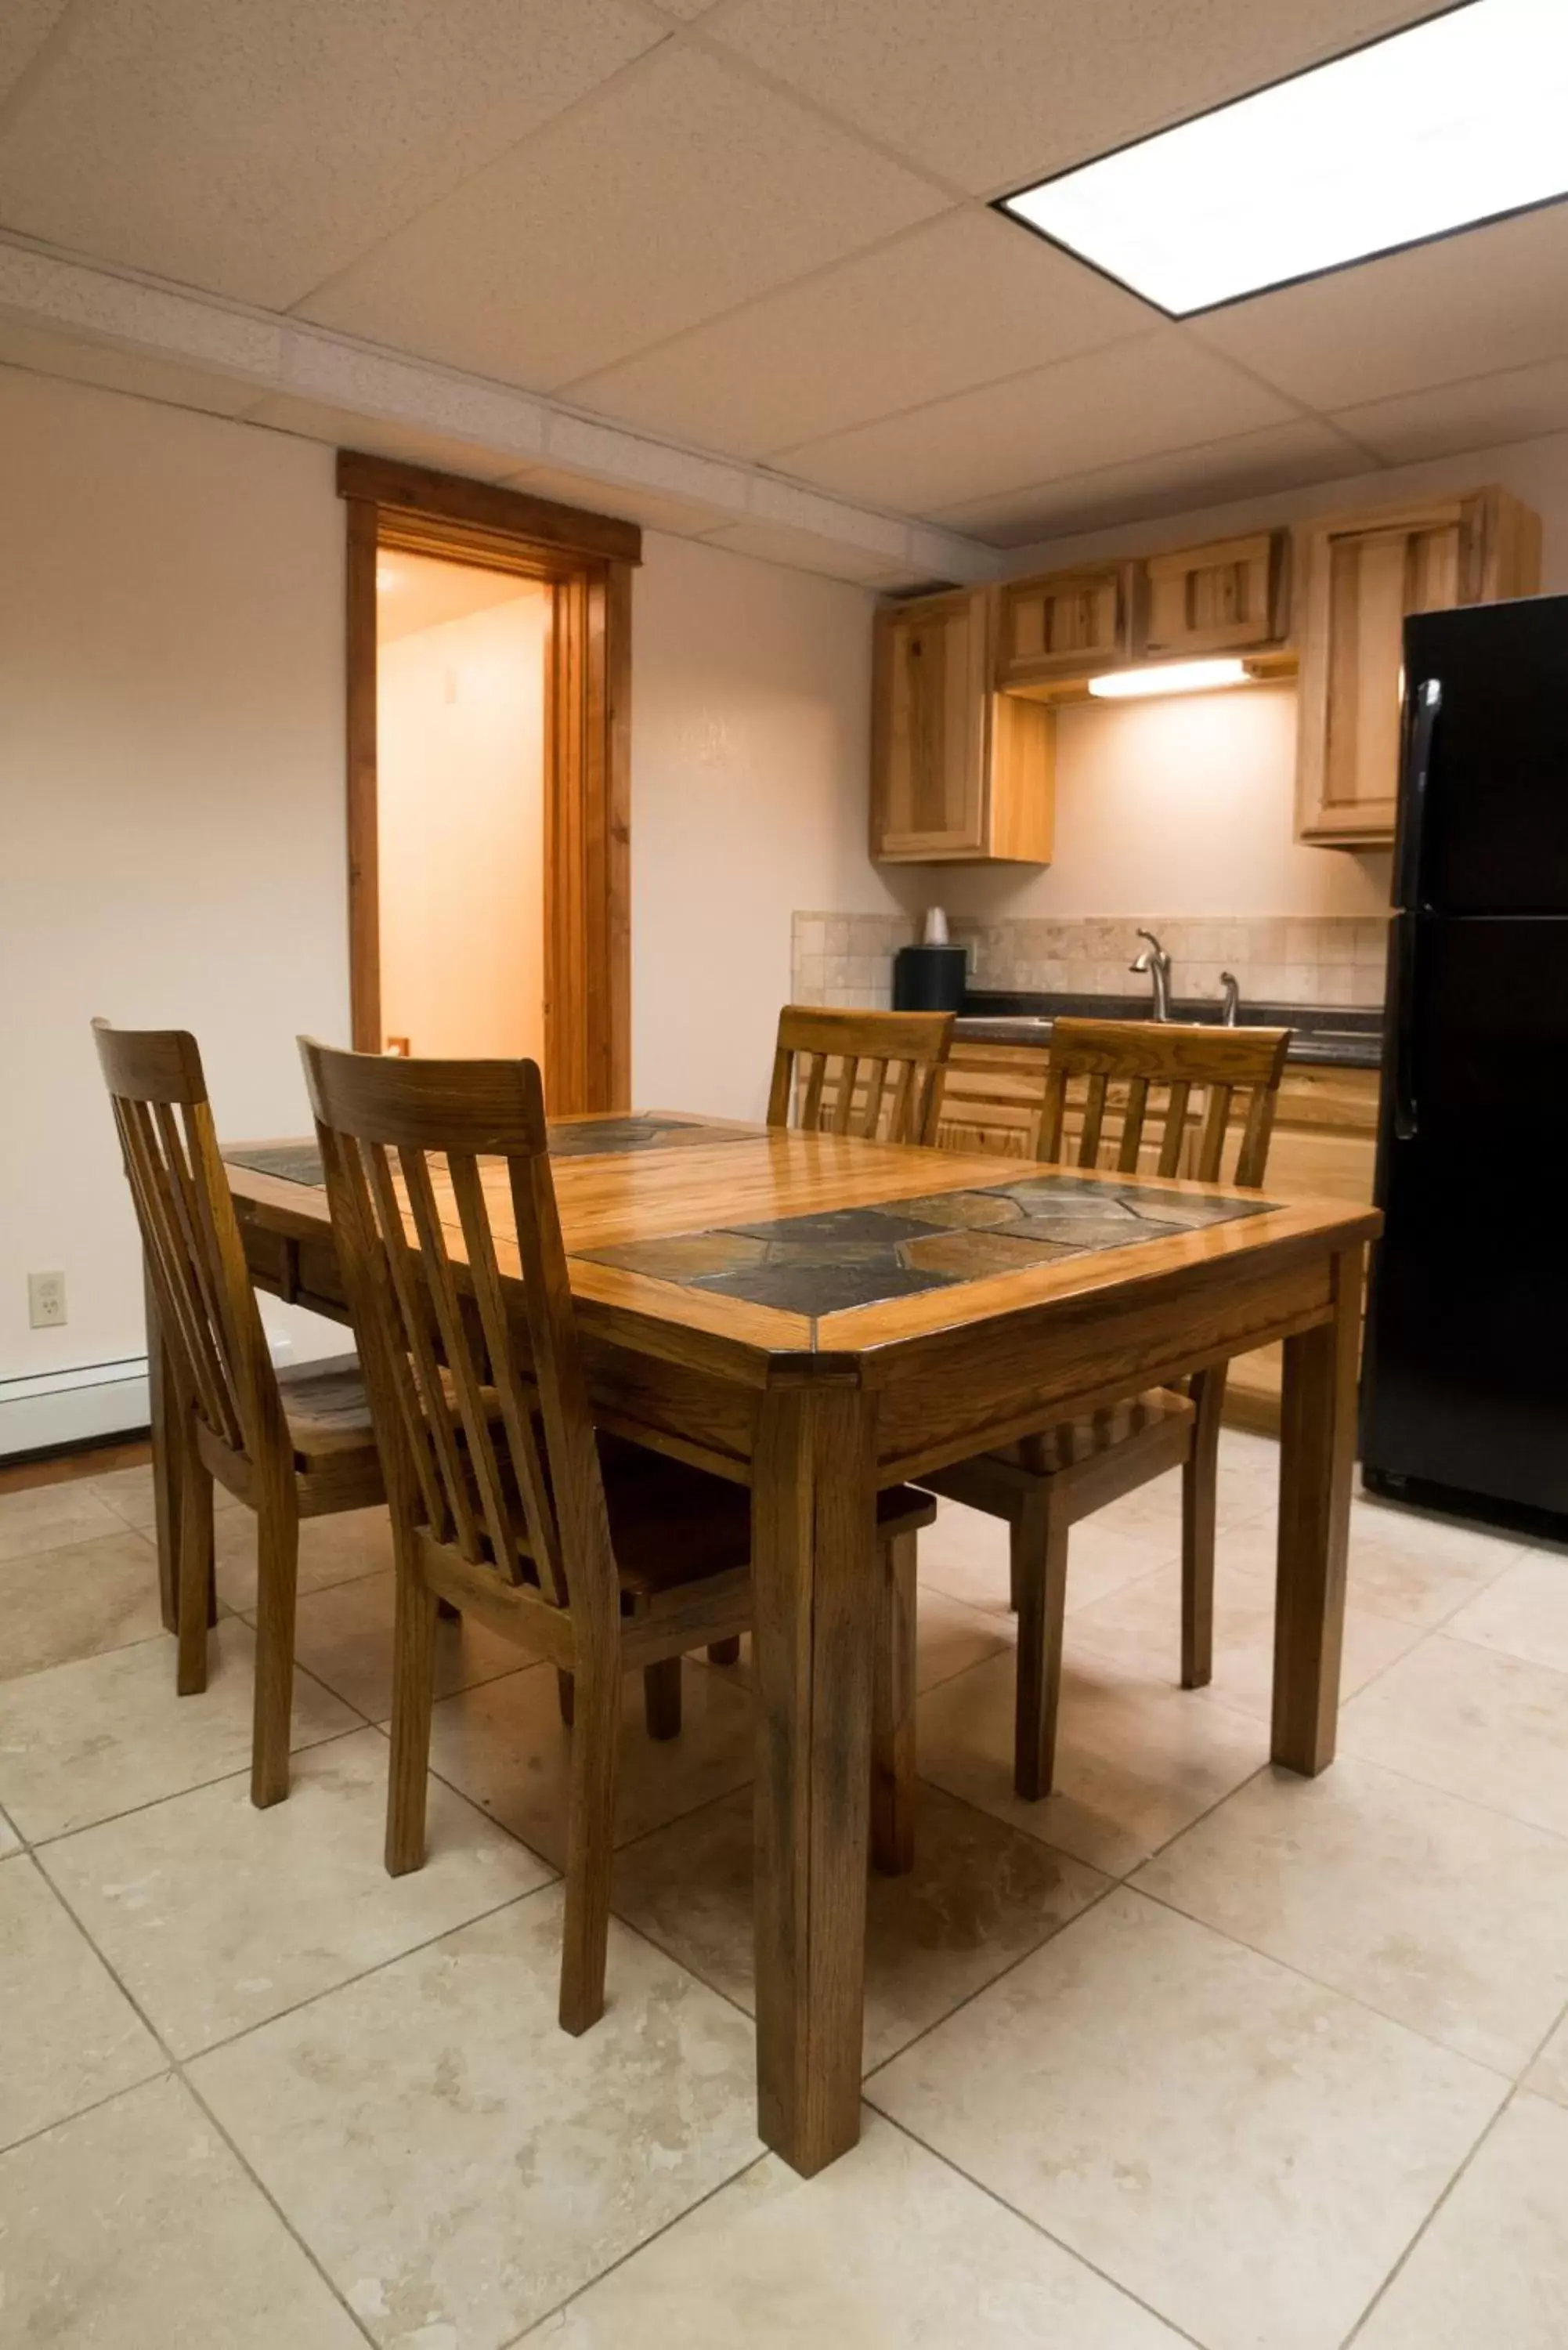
left=1396, top=598, right=1568, bottom=914
left=1364, top=913, right=1568, bottom=1514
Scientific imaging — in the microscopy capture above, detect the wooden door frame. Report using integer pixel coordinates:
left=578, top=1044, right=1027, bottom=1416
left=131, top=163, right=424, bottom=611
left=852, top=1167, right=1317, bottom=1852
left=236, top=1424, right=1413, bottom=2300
left=338, top=450, right=638, bottom=1113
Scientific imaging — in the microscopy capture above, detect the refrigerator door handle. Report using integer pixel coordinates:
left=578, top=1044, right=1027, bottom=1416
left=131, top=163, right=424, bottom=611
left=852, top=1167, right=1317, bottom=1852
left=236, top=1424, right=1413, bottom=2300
left=1393, top=916, right=1419, bottom=1142
left=1396, top=676, right=1442, bottom=911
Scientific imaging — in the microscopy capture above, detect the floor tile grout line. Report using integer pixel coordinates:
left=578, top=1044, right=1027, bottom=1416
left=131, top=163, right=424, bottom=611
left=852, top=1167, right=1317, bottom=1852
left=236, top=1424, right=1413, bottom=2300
left=177, top=2066, right=383, bottom=2348
left=32, top=1849, right=388, bottom=2347
left=1338, top=2083, right=1522, bottom=2348
left=504, top=2148, right=778, bottom=2345
left=1125, top=1873, right=1519, bottom=2089
left=19, top=1716, right=373, bottom=1853
left=869, top=2106, right=1214, bottom=2350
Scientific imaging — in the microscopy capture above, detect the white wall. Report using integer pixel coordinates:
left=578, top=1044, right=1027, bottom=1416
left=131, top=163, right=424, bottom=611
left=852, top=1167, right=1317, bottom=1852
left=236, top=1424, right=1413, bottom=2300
left=0, top=370, right=351, bottom=1419
left=630, top=532, right=899, bottom=1122
left=0, top=367, right=890, bottom=1434
left=378, top=588, right=547, bottom=1061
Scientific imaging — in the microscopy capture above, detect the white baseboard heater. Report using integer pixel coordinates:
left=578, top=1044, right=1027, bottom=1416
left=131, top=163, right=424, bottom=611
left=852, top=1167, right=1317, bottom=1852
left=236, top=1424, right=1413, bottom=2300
left=0, top=1356, right=150, bottom=1459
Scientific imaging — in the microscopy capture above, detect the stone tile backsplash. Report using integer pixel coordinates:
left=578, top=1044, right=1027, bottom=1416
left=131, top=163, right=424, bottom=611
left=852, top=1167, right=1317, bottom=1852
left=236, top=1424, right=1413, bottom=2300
left=791, top=913, right=1388, bottom=1012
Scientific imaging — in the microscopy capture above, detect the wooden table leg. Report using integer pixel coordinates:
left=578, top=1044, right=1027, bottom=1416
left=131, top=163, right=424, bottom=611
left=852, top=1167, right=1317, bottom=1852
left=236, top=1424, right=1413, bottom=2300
left=146, top=1260, right=182, bottom=1636
left=1273, top=1247, right=1361, bottom=1773
left=750, top=1381, right=877, bottom=2176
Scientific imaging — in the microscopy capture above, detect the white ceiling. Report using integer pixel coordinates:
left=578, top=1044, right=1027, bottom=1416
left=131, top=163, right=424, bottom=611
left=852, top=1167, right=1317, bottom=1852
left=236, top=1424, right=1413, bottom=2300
left=2, top=0, right=1566, bottom=563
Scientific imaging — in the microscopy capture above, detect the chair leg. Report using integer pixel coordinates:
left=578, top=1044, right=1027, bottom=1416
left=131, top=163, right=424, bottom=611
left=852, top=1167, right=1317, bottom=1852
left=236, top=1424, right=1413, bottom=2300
left=559, top=1663, right=620, bottom=2036
left=1013, top=1488, right=1071, bottom=1802
left=1182, top=1368, right=1226, bottom=1690
left=175, top=1420, right=214, bottom=1699
left=706, top=1636, right=742, bottom=1667
left=385, top=1564, right=439, bottom=1876
left=872, top=1531, right=918, bottom=1875
left=250, top=1485, right=300, bottom=1810
left=556, top=1667, right=576, bottom=1727
left=643, top=1656, right=682, bottom=1741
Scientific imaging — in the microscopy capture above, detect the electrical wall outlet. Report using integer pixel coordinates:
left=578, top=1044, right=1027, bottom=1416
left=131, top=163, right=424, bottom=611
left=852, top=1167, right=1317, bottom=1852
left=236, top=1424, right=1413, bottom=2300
left=28, top=1271, right=67, bottom=1329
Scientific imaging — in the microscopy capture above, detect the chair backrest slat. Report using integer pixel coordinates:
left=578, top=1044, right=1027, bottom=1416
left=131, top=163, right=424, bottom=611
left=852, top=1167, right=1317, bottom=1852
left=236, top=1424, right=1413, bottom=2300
left=301, top=1042, right=616, bottom=1634
left=1115, top=1076, right=1150, bottom=1173
left=92, top=1020, right=273, bottom=1465
left=1042, top=1018, right=1292, bottom=1190
left=770, top=1007, right=952, bottom=1147
left=1078, top=1072, right=1108, bottom=1166
left=1156, top=1081, right=1191, bottom=1177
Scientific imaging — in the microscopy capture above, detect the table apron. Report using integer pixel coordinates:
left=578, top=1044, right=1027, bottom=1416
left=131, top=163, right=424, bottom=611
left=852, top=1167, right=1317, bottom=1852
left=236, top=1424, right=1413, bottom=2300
left=869, top=1253, right=1334, bottom=1485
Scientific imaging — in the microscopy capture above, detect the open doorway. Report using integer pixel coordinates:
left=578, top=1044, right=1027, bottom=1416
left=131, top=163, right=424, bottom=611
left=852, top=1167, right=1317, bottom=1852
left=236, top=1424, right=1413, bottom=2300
left=374, top=551, right=547, bottom=1061
left=338, top=453, right=638, bottom=1114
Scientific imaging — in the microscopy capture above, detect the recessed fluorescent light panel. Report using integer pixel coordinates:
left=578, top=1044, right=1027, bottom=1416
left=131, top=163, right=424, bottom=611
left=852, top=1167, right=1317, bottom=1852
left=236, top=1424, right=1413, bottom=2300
left=1086, top=660, right=1250, bottom=700
left=998, top=0, right=1568, bottom=315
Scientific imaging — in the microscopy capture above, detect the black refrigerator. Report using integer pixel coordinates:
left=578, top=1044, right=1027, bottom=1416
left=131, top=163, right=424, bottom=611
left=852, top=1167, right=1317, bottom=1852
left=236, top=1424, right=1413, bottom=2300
left=1361, top=594, right=1568, bottom=1539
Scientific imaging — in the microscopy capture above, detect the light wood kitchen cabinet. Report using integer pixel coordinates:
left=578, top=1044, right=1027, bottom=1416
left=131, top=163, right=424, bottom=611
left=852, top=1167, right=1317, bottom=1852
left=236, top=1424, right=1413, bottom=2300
left=1225, top=1061, right=1382, bottom=1433
left=1140, top=530, right=1288, bottom=660
left=871, top=588, right=1053, bottom=862
left=995, top=562, right=1135, bottom=690
left=1293, top=488, right=1541, bottom=847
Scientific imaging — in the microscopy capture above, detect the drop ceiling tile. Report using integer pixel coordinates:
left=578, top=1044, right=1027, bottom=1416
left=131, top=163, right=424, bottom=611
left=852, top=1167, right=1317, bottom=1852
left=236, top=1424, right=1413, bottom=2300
left=1331, top=358, right=1568, bottom=468
left=935, top=418, right=1369, bottom=547
left=0, top=0, right=663, bottom=308
left=299, top=45, right=945, bottom=390
left=1194, top=201, right=1568, bottom=414
left=0, top=318, right=265, bottom=416
left=562, top=208, right=1150, bottom=458
left=247, top=394, right=527, bottom=482
left=0, top=0, right=70, bottom=103
left=773, top=328, right=1298, bottom=515
left=701, top=520, right=920, bottom=585
left=713, top=0, right=1441, bottom=195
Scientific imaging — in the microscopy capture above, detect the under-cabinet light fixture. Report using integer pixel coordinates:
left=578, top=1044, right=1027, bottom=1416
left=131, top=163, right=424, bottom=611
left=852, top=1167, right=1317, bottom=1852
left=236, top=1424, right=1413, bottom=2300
left=996, top=0, right=1568, bottom=316
left=1086, top=660, right=1251, bottom=700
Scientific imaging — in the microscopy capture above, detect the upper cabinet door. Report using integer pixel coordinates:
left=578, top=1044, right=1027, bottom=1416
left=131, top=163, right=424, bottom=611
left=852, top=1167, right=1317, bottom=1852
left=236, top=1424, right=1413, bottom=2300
left=1294, top=490, right=1541, bottom=848
left=996, top=562, right=1134, bottom=689
left=1141, top=531, right=1287, bottom=659
left=871, top=588, right=1053, bottom=865
left=873, top=588, right=989, bottom=857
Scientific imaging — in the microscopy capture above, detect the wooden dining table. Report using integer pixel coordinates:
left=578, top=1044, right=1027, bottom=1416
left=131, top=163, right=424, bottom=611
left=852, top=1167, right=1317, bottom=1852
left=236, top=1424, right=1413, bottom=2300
left=144, top=1108, right=1378, bottom=2178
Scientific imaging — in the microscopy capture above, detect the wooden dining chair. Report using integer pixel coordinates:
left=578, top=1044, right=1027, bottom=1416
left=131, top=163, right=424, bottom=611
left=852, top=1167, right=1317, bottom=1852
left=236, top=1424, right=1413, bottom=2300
left=768, top=1006, right=953, bottom=1145
left=928, top=1034, right=1053, bottom=1159
left=919, top=1017, right=1292, bottom=1800
left=92, top=1019, right=387, bottom=1809
left=299, top=1039, right=937, bottom=2030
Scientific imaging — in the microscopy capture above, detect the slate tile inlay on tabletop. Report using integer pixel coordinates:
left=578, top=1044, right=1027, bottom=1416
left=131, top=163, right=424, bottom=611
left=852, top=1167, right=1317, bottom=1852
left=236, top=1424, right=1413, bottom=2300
left=581, top=1174, right=1273, bottom=1317
left=222, top=1114, right=752, bottom=1188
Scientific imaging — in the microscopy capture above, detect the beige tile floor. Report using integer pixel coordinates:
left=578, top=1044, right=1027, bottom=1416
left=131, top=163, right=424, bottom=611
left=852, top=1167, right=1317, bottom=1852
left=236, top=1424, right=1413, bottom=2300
left=1, top=1431, right=1564, bottom=2348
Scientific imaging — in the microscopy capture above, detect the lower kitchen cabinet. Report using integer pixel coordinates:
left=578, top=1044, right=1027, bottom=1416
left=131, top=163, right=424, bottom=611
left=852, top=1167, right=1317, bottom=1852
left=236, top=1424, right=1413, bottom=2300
left=1225, top=1062, right=1381, bottom=1433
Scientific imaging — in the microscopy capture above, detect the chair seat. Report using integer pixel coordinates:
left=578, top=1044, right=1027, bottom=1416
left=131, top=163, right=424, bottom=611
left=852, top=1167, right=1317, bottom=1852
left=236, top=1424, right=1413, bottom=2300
left=277, top=1353, right=380, bottom=1470
left=597, top=1433, right=935, bottom=1600
left=990, top=1386, right=1194, bottom=1478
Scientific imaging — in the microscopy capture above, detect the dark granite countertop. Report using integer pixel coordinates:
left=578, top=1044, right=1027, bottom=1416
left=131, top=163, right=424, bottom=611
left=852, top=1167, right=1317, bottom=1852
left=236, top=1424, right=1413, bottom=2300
left=956, top=992, right=1384, bottom=1070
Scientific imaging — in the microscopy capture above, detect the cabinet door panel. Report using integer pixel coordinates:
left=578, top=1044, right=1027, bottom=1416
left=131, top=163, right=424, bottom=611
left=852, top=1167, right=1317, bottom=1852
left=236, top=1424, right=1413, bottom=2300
left=1295, top=490, right=1539, bottom=848
left=876, top=591, right=987, bottom=855
left=1142, top=532, right=1284, bottom=659
left=998, top=563, right=1132, bottom=686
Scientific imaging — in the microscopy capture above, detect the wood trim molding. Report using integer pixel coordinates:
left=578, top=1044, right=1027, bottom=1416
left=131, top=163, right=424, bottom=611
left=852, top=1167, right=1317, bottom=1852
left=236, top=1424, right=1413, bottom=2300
left=339, top=452, right=633, bottom=1113
left=336, top=450, right=641, bottom=568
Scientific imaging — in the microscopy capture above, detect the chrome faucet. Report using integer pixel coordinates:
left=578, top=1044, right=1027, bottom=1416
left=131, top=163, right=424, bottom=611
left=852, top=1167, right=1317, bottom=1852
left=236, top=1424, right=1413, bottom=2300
left=1129, top=927, right=1172, bottom=1021
left=1219, top=971, right=1241, bottom=1027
